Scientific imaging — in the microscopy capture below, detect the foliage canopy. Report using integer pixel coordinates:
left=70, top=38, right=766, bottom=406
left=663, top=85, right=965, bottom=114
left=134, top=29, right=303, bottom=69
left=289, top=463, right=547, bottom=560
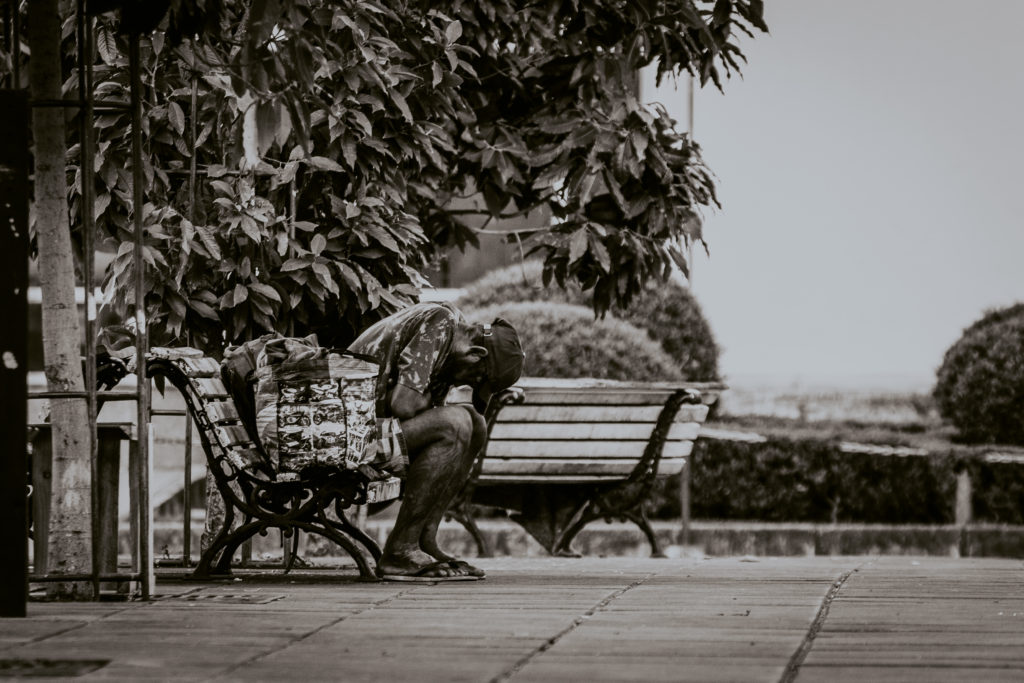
left=8, top=0, right=766, bottom=352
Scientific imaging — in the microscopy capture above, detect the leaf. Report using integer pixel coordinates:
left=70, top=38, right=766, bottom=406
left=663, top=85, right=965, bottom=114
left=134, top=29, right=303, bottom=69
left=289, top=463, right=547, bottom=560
left=210, top=179, right=234, bottom=196
left=367, top=225, right=400, bottom=253
left=445, top=20, right=462, bottom=44
left=310, top=233, right=327, bottom=255
left=168, top=101, right=185, bottom=136
left=341, top=137, right=357, bottom=168
left=337, top=262, right=363, bottom=293
left=96, top=25, right=118, bottom=65
left=256, top=100, right=278, bottom=155
left=669, top=248, right=690, bottom=279
left=391, top=90, right=413, bottom=123
left=166, top=291, right=187, bottom=320
left=569, top=228, right=588, bottom=265
left=193, top=224, right=222, bottom=260
left=482, top=182, right=507, bottom=216
left=588, top=232, right=611, bottom=272
left=309, top=155, right=344, bottom=172
left=239, top=216, right=262, bottom=243
left=248, top=283, right=282, bottom=302
left=713, top=0, right=733, bottom=26
left=190, top=300, right=220, bottom=321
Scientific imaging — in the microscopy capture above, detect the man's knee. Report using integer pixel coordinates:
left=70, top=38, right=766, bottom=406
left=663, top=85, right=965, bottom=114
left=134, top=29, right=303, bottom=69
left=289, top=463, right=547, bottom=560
left=401, top=405, right=486, bottom=456
left=429, top=406, right=476, bottom=451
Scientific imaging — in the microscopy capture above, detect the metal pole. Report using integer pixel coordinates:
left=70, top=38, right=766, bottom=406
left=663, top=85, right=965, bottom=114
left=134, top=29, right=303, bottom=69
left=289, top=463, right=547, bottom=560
left=680, top=73, right=695, bottom=543
left=128, top=32, right=152, bottom=599
left=12, top=1, right=20, bottom=89
left=2, top=3, right=10, bottom=88
left=76, top=0, right=100, bottom=600
left=0, top=88, right=29, bottom=618
left=182, top=74, right=199, bottom=567
left=686, top=72, right=695, bottom=286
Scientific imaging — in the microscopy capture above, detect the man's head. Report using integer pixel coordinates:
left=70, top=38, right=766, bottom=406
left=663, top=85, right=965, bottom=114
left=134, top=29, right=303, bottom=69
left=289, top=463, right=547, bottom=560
left=450, top=316, right=525, bottom=413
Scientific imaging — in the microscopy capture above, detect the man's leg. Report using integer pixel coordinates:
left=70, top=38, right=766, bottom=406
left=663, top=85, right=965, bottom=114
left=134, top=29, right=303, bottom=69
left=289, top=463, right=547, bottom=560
left=377, top=406, right=480, bottom=578
left=417, top=406, right=487, bottom=571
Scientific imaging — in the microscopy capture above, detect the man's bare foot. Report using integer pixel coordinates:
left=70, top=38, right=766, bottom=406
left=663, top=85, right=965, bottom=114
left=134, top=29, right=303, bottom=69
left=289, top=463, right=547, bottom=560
left=419, top=541, right=486, bottom=578
left=445, top=559, right=485, bottom=578
left=376, top=551, right=479, bottom=581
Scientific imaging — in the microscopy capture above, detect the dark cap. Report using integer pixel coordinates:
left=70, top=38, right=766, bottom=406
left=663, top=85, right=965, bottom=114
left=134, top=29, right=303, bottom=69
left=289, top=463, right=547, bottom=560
left=472, top=318, right=525, bottom=413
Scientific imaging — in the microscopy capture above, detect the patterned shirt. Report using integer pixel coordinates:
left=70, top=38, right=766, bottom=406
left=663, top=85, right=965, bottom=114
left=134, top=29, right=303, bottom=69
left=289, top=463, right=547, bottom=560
left=347, top=302, right=463, bottom=417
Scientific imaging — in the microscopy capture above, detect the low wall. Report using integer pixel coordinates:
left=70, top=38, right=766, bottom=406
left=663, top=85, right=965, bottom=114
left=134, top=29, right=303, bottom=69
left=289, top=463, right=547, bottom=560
left=139, top=519, right=1024, bottom=564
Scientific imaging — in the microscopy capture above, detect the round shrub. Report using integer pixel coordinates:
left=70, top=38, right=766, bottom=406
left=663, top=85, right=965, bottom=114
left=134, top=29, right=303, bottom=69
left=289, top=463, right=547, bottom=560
left=933, top=304, right=1024, bottom=444
left=459, top=260, right=719, bottom=380
left=467, top=301, right=683, bottom=382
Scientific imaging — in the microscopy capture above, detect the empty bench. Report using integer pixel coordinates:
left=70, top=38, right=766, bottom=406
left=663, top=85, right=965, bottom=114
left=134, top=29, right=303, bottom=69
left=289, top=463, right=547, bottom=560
left=451, top=378, right=718, bottom=557
left=145, top=348, right=401, bottom=579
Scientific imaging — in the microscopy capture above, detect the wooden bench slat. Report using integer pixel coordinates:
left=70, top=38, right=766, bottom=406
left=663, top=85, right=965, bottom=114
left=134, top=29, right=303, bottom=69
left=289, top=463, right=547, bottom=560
left=479, top=474, right=623, bottom=483
left=498, top=404, right=707, bottom=423
left=480, top=457, right=688, bottom=476
left=489, top=421, right=700, bottom=441
left=513, top=389, right=676, bottom=405
left=192, top=377, right=230, bottom=398
left=173, top=356, right=222, bottom=378
left=366, top=476, right=402, bottom=504
left=215, top=424, right=254, bottom=448
left=204, top=401, right=240, bottom=424
left=485, top=439, right=694, bottom=459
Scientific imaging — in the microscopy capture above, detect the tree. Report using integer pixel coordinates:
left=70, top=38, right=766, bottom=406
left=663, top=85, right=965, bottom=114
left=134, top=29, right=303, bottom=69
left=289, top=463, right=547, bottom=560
left=27, top=0, right=92, bottom=598
left=2, top=0, right=762, bottom=599
left=80, top=0, right=766, bottom=353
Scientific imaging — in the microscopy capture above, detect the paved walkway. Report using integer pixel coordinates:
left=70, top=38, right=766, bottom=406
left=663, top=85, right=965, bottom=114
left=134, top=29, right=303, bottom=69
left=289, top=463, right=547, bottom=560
left=1, top=556, right=1022, bottom=682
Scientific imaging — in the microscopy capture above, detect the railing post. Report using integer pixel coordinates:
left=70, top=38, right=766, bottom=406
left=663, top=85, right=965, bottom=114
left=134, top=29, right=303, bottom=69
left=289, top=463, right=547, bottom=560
left=680, top=458, right=691, bottom=546
left=955, top=468, right=972, bottom=527
left=954, top=464, right=973, bottom=558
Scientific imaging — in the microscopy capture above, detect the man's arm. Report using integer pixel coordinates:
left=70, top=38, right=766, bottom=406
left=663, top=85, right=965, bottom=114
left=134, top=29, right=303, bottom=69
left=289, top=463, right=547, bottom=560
left=389, top=383, right=431, bottom=420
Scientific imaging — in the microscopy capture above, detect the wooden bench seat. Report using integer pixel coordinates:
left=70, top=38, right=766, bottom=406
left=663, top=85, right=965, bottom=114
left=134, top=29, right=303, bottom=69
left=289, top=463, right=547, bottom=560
left=145, top=348, right=401, bottom=579
left=451, top=378, right=718, bottom=557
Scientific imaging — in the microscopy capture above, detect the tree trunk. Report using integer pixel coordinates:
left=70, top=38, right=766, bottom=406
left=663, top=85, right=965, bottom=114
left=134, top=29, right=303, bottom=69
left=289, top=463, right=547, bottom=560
left=28, top=0, right=93, bottom=599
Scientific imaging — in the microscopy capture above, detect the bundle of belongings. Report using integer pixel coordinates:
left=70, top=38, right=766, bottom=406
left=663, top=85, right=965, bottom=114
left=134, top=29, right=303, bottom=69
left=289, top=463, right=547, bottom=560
left=222, top=334, right=407, bottom=481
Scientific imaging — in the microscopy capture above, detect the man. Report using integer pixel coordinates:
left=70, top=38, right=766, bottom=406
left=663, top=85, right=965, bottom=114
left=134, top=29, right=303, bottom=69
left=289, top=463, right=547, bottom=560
left=349, top=302, right=524, bottom=581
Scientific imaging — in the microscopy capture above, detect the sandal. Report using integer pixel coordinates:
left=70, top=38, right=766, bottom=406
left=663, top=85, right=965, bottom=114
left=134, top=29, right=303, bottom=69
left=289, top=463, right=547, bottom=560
left=376, top=560, right=482, bottom=583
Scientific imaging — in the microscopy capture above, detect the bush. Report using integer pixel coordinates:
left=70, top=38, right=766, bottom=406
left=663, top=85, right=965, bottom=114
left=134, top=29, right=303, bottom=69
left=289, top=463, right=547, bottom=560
left=466, top=301, right=683, bottom=382
left=686, top=437, right=958, bottom=524
left=933, top=304, right=1024, bottom=444
left=459, top=260, right=719, bottom=380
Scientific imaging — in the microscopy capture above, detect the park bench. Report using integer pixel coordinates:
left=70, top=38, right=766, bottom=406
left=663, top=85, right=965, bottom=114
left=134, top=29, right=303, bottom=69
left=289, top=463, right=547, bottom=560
left=449, top=378, right=719, bottom=557
left=145, top=348, right=401, bottom=580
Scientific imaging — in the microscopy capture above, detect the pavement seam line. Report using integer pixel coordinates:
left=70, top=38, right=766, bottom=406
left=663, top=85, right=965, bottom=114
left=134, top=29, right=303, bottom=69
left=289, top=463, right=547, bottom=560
left=778, top=564, right=862, bottom=683
left=0, top=604, right=137, bottom=654
left=201, top=585, right=423, bottom=682
left=490, top=572, right=654, bottom=683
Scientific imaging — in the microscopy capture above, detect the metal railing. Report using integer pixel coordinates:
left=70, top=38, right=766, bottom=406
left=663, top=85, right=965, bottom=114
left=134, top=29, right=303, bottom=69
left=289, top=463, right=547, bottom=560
left=15, top=1, right=154, bottom=601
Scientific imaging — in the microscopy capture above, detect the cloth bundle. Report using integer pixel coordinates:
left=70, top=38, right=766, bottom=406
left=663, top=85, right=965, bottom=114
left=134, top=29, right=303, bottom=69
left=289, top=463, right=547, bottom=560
left=253, top=337, right=380, bottom=477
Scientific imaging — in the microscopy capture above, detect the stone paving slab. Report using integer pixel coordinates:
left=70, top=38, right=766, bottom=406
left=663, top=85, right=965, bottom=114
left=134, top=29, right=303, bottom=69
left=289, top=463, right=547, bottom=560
left=0, top=557, right=1021, bottom=682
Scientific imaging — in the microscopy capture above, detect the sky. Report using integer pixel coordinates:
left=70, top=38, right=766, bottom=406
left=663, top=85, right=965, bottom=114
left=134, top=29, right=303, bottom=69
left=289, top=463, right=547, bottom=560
left=641, top=0, right=1024, bottom=389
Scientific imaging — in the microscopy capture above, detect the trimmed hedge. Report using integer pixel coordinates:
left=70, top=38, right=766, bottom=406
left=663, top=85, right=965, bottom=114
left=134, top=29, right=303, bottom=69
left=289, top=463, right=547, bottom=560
left=646, top=435, right=1024, bottom=525
left=467, top=301, right=683, bottom=381
left=933, top=303, right=1024, bottom=445
left=459, top=260, right=719, bottom=380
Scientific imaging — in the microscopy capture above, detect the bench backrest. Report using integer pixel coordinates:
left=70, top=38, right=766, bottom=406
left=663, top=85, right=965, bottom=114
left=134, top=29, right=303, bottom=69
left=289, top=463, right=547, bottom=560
left=480, top=380, right=710, bottom=483
left=148, top=351, right=271, bottom=478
